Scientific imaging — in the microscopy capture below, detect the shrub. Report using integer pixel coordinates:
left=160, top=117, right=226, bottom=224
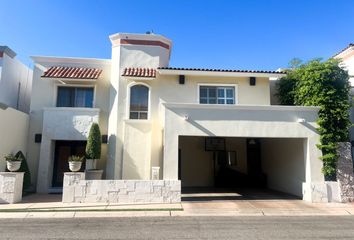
left=276, top=59, right=351, bottom=179
left=85, top=123, right=101, bottom=159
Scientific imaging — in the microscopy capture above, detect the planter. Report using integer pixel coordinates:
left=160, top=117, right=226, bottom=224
left=85, top=159, right=97, bottom=170
left=85, top=169, right=103, bottom=180
left=6, top=161, right=21, bottom=172
left=69, top=161, right=82, bottom=172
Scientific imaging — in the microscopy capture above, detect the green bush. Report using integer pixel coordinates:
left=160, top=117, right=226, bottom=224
left=85, top=123, right=101, bottom=159
left=276, top=59, right=351, bottom=179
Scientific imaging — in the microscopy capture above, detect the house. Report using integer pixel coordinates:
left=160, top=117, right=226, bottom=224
left=0, top=46, right=32, bottom=113
left=0, top=46, right=31, bottom=175
left=27, top=32, right=329, bottom=202
left=333, top=44, right=354, bottom=155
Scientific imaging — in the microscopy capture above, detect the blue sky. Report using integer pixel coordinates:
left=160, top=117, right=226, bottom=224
left=1, top=0, right=354, bottom=70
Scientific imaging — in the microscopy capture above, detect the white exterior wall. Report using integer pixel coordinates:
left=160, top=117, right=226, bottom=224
left=0, top=52, right=32, bottom=113
left=0, top=108, right=29, bottom=172
left=163, top=104, right=324, bottom=201
left=262, top=138, right=306, bottom=197
left=108, top=33, right=171, bottom=180
left=27, top=57, right=111, bottom=193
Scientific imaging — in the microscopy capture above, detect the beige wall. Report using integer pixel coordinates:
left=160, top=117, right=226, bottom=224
left=28, top=58, right=111, bottom=191
left=119, top=74, right=271, bottom=180
left=0, top=108, right=29, bottom=171
left=262, top=138, right=306, bottom=197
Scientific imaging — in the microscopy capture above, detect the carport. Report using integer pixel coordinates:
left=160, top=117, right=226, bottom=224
left=178, top=136, right=306, bottom=200
left=163, top=103, right=326, bottom=202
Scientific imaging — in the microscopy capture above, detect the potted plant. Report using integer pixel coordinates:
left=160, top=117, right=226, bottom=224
left=85, top=123, right=101, bottom=170
left=85, top=123, right=103, bottom=180
left=68, top=155, right=84, bottom=172
left=5, top=154, right=22, bottom=172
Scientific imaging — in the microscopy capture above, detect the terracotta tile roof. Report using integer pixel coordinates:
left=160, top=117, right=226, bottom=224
left=122, top=68, right=156, bottom=78
left=158, top=67, right=286, bottom=74
left=333, top=43, right=354, bottom=58
left=42, top=66, right=102, bottom=79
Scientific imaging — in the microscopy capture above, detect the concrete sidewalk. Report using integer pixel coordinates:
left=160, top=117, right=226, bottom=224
left=0, top=194, right=354, bottom=218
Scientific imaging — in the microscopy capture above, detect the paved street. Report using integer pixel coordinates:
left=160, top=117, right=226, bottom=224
left=0, top=216, right=354, bottom=239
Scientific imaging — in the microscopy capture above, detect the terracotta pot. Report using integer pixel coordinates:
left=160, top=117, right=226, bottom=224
left=69, top=161, right=82, bottom=172
left=6, top=161, right=21, bottom=172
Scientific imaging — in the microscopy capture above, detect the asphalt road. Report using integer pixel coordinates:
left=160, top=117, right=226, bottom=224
left=0, top=216, right=354, bottom=239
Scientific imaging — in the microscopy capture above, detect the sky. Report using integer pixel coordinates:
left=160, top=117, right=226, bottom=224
left=1, top=0, right=354, bottom=71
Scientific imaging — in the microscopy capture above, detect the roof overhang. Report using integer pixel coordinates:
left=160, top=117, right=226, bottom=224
left=158, top=69, right=286, bottom=78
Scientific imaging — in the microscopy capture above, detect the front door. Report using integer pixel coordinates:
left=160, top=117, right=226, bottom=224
left=52, top=141, right=86, bottom=187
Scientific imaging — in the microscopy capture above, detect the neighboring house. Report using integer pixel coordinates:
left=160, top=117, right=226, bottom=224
left=0, top=46, right=32, bottom=113
left=0, top=46, right=31, bottom=174
left=28, top=33, right=326, bottom=202
left=333, top=44, right=354, bottom=154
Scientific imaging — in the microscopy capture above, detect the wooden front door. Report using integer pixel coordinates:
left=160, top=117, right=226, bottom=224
left=52, top=141, right=86, bottom=187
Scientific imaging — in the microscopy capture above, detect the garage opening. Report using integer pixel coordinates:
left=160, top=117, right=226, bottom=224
left=178, top=136, right=306, bottom=201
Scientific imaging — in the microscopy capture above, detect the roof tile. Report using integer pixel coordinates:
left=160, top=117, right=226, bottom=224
left=42, top=66, right=102, bottom=79
left=122, top=68, right=157, bottom=78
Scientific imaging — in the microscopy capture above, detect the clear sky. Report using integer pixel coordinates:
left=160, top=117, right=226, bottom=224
left=1, top=0, right=354, bottom=70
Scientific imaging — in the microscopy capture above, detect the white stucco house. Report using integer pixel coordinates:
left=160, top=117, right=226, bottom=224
left=0, top=46, right=32, bottom=113
left=26, top=32, right=331, bottom=202
left=0, top=46, right=31, bottom=174
left=333, top=44, right=354, bottom=149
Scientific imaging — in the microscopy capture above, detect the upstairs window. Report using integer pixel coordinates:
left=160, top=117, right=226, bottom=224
left=129, top=84, right=149, bottom=119
left=199, top=86, right=235, bottom=104
left=57, top=87, right=94, bottom=108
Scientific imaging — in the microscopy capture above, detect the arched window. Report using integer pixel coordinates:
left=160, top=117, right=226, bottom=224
left=129, top=84, right=149, bottom=119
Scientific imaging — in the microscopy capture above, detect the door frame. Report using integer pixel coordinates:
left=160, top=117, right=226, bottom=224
left=52, top=140, right=86, bottom=187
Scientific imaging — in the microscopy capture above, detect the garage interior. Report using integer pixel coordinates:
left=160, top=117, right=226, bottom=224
left=178, top=136, right=306, bottom=201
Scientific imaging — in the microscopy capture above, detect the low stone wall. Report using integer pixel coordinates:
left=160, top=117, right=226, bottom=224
left=0, top=172, right=24, bottom=204
left=62, top=172, right=181, bottom=204
left=302, top=181, right=341, bottom=203
left=337, top=142, right=354, bottom=202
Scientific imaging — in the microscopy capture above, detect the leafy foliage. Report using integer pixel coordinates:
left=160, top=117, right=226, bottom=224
left=68, top=155, right=84, bottom=162
left=85, top=123, right=102, bottom=159
left=4, top=153, right=21, bottom=162
left=276, top=59, right=351, bottom=178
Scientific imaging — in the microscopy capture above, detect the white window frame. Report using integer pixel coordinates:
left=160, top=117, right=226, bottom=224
left=54, top=83, right=96, bottom=108
left=197, top=83, right=238, bottom=105
left=126, top=82, right=151, bottom=120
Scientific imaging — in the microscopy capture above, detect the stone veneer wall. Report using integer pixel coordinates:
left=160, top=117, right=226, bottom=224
left=0, top=172, right=24, bottom=204
left=337, top=142, right=354, bottom=202
left=62, top=172, right=181, bottom=203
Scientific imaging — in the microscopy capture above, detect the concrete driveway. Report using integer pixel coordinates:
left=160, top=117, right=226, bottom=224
left=177, top=188, right=354, bottom=216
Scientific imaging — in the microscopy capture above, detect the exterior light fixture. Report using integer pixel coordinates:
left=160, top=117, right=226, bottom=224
left=184, top=115, right=189, bottom=121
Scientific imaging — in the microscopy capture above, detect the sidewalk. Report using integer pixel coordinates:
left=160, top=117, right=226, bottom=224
left=0, top=194, right=354, bottom=218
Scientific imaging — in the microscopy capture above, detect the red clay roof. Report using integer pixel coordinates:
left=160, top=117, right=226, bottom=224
left=158, top=67, right=286, bottom=74
left=122, top=68, right=156, bottom=78
left=42, top=66, right=102, bottom=79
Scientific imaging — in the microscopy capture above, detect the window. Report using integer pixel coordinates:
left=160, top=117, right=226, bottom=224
left=199, top=86, right=235, bottom=104
left=56, top=87, right=94, bottom=108
left=129, top=85, right=149, bottom=119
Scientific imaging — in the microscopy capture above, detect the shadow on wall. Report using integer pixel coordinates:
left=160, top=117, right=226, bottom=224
left=123, top=151, right=143, bottom=180
left=169, top=107, right=318, bottom=123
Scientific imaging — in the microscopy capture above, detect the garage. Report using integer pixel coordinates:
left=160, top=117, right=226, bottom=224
left=178, top=136, right=306, bottom=200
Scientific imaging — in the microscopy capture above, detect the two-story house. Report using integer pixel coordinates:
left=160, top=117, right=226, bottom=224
left=28, top=32, right=326, bottom=202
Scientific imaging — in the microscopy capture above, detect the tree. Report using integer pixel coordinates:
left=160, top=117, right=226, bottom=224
left=85, top=123, right=102, bottom=160
left=276, top=59, right=351, bottom=179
